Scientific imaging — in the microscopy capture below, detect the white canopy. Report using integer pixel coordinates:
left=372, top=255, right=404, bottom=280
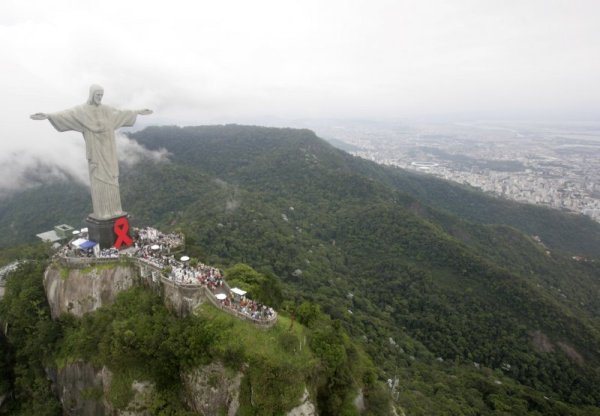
left=231, top=287, right=247, bottom=296
left=215, top=293, right=227, bottom=300
left=151, top=244, right=160, bottom=250
left=71, top=238, right=87, bottom=248
left=180, top=256, right=190, bottom=262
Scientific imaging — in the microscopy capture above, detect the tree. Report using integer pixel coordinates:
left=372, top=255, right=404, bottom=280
left=225, top=263, right=282, bottom=307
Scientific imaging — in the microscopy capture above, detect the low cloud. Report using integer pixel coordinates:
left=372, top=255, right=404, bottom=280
left=0, top=153, right=79, bottom=196
left=116, top=133, right=170, bottom=166
left=0, top=133, right=169, bottom=198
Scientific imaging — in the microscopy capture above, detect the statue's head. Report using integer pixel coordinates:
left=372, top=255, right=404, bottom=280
left=87, top=84, right=104, bottom=106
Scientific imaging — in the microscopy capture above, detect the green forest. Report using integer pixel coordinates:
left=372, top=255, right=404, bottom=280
left=0, top=248, right=387, bottom=415
left=2, top=125, right=600, bottom=414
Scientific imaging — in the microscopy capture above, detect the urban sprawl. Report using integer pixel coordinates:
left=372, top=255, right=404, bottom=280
left=317, top=121, right=600, bottom=222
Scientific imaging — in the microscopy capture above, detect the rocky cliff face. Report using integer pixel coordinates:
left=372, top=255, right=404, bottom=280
left=52, top=360, right=318, bottom=416
left=49, top=361, right=106, bottom=416
left=44, top=263, right=137, bottom=318
left=171, top=361, right=319, bottom=416
left=50, top=361, right=154, bottom=416
left=161, top=279, right=208, bottom=317
left=44, top=263, right=320, bottom=415
left=286, top=388, right=317, bottom=416
left=182, top=362, right=243, bottom=416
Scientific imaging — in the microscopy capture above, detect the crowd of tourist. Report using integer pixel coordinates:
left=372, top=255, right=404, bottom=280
left=133, top=227, right=184, bottom=254
left=98, top=248, right=119, bottom=258
left=223, top=296, right=276, bottom=321
left=169, top=262, right=224, bottom=288
left=56, top=241, right=93, bottom=258
left=57, top=226, right=276, bottom=324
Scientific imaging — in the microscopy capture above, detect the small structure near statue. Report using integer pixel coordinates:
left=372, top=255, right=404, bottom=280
left=36, top=224, right=75, bottom=245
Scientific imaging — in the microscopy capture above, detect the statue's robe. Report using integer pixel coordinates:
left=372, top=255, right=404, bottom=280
left=48, top=104, right=137, bottom=220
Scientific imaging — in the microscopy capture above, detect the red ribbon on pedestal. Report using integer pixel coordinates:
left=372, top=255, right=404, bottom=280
left=114, top=217, right=133, bottom=249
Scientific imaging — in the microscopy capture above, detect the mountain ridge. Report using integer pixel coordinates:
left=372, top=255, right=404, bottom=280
left=2, top=124, right=600, bottom=414
left=130, top=125, right=600, bottom=258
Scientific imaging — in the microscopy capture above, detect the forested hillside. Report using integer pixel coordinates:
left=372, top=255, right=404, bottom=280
left=2, top=125, right=600, bottom=414
left=0, top=246, right=387, bottom=414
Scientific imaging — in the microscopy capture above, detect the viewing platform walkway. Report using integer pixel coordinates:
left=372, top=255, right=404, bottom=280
left=54, top=227, right=277, bottom=327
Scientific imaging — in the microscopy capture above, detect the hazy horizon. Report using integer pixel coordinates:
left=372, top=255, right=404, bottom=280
left=1, top=0, right=599, bottom=193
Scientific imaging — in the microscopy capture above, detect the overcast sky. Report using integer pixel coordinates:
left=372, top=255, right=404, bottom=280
left=1, top=0, right=599, bottom=192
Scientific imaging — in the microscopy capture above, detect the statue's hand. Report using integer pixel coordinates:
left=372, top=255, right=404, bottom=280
left=30, top=112, right=48, bottom=120
left=138, top=109, right=153, bottom=115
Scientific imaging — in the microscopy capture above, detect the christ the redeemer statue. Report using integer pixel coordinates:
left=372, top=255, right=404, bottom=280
left=31, top=84, right=152, bottom=247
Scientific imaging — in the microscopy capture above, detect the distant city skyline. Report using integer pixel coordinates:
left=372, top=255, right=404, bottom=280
left=324, top=120, right=600, bottom=222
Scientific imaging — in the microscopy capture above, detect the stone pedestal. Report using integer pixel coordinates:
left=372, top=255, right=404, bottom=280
left=86, top=213, right=130, bottom=249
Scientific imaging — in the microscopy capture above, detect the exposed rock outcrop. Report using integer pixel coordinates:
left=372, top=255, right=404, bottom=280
left=43, top=262, right=304, bottom=415
left=353, top=388, right=365, bottom=413
left=44, top=263, right=136, bottom=318
left=49, top=361, right=106, bottom=416
left=286, top=388, right=317, bottom=416
left=181, top=362, right=243, bottom=416
left=530, top=330, right=585, bottom=365
left=51, top=361, right=155, bottom=416
left=161, top=278, right=207, bottom=317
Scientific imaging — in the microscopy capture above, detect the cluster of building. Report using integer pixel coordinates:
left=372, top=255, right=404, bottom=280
left=317, top=121, right=600, bottom=223
left=398, top=164, right=600, bottom=221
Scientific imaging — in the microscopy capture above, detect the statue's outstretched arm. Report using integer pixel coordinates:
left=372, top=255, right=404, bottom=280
left=137, top=109, right=153, bottom=115
left=30, top=112, right=49, bottom=120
